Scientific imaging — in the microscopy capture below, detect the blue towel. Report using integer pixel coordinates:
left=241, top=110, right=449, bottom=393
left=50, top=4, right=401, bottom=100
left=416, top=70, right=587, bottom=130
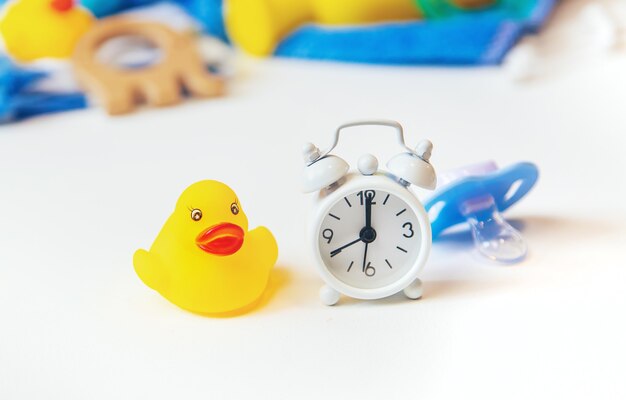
left=70, top=0, right=554, bottom=65
left=275, top=0, right=555, bottom=65
left=177, top=0, right=229, bottom=42
left=170, top=0, right=554, bottom=65
left=0, top=56, right=86, bottom=124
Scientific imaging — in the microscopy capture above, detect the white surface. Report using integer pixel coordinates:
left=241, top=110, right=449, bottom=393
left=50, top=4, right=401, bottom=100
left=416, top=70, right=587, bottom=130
left=1, top=1, right=626, bottom=398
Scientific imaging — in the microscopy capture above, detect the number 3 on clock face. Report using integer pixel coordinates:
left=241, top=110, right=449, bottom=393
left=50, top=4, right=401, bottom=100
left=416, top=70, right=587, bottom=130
left=317, top=189, right=423, bottom=290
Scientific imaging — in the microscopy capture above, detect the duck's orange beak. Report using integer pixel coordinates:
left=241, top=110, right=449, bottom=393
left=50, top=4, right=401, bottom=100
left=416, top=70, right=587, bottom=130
left=50, top=0, right=74, bottom=12
left=196, top=223, right=244, bottom=256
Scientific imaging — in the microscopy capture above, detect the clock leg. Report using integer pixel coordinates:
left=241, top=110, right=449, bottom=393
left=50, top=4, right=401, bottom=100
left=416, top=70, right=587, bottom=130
left=319, top=285, right=340, bottom=306
left=403, top=278, right=423, bottom=300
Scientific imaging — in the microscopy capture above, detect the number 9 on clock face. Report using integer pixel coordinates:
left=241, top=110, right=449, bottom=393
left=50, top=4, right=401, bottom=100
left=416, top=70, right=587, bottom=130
left=317, top=189, right=424, bottom=290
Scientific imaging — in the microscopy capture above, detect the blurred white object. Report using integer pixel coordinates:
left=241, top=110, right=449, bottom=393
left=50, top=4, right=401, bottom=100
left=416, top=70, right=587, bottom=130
left=121, top=2, right=201, bottom=33
left=504, top=0, right=626, bottom=82
left=579, top=2, right=620, bottom=51
left=502, top=38, right=539, bottom=81
left=103, top=3, right=235, bottom=75
left=197, top=36, right=236, bottom=77
left=96, top=35, right=164, bottom=69
left=27, top=59, right=82, bottom=93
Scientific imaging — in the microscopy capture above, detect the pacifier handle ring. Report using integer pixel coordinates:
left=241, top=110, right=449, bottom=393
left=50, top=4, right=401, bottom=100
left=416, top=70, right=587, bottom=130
left=317, top=119, right=414, bottom=160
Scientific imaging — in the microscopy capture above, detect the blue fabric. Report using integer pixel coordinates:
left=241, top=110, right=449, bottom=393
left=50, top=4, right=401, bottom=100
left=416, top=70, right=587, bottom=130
left=64, top=0, right=554, bottom=64
left=12, top=0, right=554, bottom=65
left=73, top=0, right=228, bottom=41
left=168, top=0, right=555, bottom=64
left=0, top=56, right=87, bottom=124
left=0, top=0, right=555, bottom=64
left=0, top=0, right=147, bottom=16
left=77, top=0, right=156, bottom=17
left=177, top=0, right=229, bottom=42
left=79, top=0, right=126, bottom=17
left=275, top=0, right=555, bottom=65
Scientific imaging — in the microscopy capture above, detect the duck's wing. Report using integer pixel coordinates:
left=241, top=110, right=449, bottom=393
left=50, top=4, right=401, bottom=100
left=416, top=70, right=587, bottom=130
left=247, top=226, right=279, bottom=267
left=133, top=249, right=167, bottom=291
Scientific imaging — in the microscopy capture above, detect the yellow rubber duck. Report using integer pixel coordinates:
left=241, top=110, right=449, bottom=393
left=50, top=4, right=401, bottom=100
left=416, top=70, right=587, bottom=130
left=0, top=0, right=94, bottom=62
left=133, top=180, right=278, bottom=316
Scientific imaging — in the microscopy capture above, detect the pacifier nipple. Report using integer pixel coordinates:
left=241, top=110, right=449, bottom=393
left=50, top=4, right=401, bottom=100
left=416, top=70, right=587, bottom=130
left=461, top=195, right=527, bottom=263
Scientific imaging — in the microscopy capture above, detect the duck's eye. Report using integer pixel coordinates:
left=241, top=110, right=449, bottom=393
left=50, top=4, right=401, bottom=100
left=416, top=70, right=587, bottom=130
left=230, top=203, right=239, bottom=215
left=191, top=209, right=202, bottom=221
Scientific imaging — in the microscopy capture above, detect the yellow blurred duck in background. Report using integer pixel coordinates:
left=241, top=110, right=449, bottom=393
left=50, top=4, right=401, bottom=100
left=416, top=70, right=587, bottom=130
left=0, top=0, right=94, bottom=62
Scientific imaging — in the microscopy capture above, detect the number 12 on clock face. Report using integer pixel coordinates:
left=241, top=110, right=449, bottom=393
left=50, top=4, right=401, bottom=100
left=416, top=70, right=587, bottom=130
left=317, top=189, right=422, bottom=290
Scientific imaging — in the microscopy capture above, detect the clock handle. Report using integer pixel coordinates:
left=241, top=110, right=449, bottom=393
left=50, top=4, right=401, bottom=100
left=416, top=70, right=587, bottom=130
left=301, top=120, right=405, bottom=192
left=316, top=119, right=415, bottom=161
left=302, top=119, right=436, bottom=192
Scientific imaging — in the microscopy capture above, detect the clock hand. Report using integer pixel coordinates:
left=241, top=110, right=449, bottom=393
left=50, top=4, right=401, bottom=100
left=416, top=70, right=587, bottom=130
left=365, top=191, right=372, bottom=229
left=331, top=192, right=376, bottom=261
left=362, top=242, right=369, bottom=272
left=362, top=193, right=373, bottom=272
left=330, top=237, right=362, bottom=257
left=359, top=191, right=377, bottom=244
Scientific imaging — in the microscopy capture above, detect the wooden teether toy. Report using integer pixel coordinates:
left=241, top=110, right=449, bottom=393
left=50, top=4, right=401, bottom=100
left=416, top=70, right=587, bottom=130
left=72, top=17, right=223, bottom=115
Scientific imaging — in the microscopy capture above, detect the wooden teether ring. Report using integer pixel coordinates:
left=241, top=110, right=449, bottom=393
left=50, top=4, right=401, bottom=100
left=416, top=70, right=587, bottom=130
left=72, top=17, right=224, bottom=115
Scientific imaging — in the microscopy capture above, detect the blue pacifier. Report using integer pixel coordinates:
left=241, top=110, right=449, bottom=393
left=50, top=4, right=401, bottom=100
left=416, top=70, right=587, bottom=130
left=425, top=161, right=539, bottom=263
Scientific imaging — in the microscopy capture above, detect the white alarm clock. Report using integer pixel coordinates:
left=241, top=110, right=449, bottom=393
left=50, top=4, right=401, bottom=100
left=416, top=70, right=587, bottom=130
left=302, top=120, right=437, bottom=306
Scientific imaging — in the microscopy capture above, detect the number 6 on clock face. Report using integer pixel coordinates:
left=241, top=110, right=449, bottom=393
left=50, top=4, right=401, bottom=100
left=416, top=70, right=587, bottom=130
left=317, top=189, right=424, bottom=290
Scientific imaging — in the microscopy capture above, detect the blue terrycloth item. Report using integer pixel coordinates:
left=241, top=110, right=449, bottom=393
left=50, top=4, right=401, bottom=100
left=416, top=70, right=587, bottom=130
left=0, top=0, right=555, bottom=64
left=0, top=56, right=87, bottom=124
left=196, top=0, right=553, bottom=64
left=77, top=0, right=157, bottom=17
left=47, top=0, right=554, bottom=64
left=72, top=0, right=229, bottom=41
left=163, top=0, right=554, bottom=64
left=79, top=0, right=126, bottom=17
left=164, top=0, right=554, bottom=65
left=177, top=0, right=228, bottom=42
left=275, top=0, right=556, bottom=65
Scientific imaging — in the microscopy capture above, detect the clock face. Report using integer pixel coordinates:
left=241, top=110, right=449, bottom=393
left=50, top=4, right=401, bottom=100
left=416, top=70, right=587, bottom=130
left=317, top=189, right=423, bottom=290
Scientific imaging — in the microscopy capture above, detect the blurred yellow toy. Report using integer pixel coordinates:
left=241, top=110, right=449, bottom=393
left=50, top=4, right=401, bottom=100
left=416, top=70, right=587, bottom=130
left=133, top=180, right=278, bottom=316
left=0, top=0, right=94, bottom=62
left=226, top=0, right=496, bottom=56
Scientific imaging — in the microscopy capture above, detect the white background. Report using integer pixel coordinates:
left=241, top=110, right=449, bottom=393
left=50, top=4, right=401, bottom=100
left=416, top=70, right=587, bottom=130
left=1, top=1, right=625, bottom=398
